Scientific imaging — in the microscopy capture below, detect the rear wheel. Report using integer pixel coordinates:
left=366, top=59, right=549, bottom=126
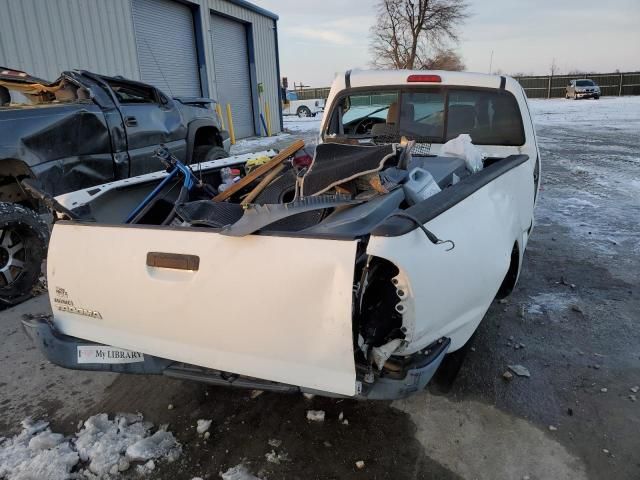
left=297, top=106, right=311, bottom=118
left=193, top=145, right=229, bottom=163
left=0, top=203, right=49, bottom=305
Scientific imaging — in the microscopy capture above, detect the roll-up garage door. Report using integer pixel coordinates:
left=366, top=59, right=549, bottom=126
left=131, top=0, right=201, bottom=97
left=210, top=14, right=255, bottom=138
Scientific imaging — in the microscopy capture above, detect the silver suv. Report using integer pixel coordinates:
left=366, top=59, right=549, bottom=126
left=566, top=79, right=601, bottom=100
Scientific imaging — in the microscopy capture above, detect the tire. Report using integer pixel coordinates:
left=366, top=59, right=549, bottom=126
left=0, top=203, right=49, bottom=305
left=594, top=95, right=600, bottom=100
left=429, top=337, right=475, bottom=394
left=296, top=106, right=311, bottom=118
left=193, top=145, right=229, bottom=163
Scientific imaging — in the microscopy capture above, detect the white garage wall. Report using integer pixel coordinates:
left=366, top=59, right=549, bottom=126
left=0, top=0, right=139, bottom=82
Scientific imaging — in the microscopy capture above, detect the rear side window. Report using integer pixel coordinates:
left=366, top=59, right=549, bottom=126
left=326, top=87, right=525, bottom=146
left=105, top=80, right=157, bottom=104
left=448, top=90, right=525, bottom=146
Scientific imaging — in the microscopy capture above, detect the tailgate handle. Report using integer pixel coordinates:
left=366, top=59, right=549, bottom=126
left=146, top=252, right=199, bottom=271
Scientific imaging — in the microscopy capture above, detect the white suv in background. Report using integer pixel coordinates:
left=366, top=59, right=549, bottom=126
left=566, top=79, right=601, bottom=99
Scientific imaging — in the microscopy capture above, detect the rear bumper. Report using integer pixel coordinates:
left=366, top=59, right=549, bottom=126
left=22, top=317, right=449, bottom=399
left=21, top=317, right=173, bottom=374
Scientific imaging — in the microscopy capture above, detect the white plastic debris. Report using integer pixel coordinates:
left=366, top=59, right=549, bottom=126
left=356, top=460, right=365, bottom=469
left=403, top=168, right=441, bottom=205
left=306, top=410, right=326, bottom=422
left=508, top=364, right=531, bottom=377
left=220, top=464, right=262, bottom=480
left=370, top=338, right=404, bottom=371
left=440, top=134, right=484, bottom=172
left=196, top=419, right=213, bottom=434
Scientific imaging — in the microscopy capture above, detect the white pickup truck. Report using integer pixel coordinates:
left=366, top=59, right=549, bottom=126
left=282, top=90, right=325, bottom=117
left=24, top=69, right=540, bottom=400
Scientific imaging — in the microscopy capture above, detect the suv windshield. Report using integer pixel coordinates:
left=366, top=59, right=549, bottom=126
left=325, top=87, right=525, bottom=146
left=576, top=80, right=595, bottom=87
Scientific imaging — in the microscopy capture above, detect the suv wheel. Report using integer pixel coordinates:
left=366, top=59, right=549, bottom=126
left=193, top=145, right=229, bottom=163
left=297, top=106, right=311, bottom=118
left=0, top=203, right=49, bottom=305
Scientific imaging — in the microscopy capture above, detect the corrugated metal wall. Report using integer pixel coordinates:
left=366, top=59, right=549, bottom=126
left=0, top=0, right=139, bottom=81
left=0, top=0, right=281, bottom=134
left=203, top=0, right=280, bottom=134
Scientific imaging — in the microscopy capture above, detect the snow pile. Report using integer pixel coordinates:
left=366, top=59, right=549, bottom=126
left=0, top=414, right=181, bottom=479
left=220, top=464, right=262, bottom=480
left=0, top=419, right=78, bottom=480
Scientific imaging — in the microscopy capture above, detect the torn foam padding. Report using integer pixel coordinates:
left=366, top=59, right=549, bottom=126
left=175, top=201, right=244, bottom=228
left=301, top=143, right=397, bottom=196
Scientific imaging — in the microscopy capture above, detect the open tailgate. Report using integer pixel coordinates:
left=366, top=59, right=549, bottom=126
left=48, top=222, right=358, bottom=396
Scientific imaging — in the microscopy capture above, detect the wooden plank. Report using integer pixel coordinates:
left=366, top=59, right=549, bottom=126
left=241, top=163, right=286, bottom=206
left=213, top=139, right=305, bottom=202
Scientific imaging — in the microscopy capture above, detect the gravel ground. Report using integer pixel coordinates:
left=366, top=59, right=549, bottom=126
left=0, top=97, right=638, bottom=479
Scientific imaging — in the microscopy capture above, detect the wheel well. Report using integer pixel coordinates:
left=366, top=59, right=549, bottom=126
left=496, top=241, right=520, bottom=299
left=193, top=126, right=222, bottom=149
left=0, top=159, right=37, bottom=207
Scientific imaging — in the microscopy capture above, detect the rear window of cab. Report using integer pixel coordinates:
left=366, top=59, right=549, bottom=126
left=324, top=87, right=526, bottom=147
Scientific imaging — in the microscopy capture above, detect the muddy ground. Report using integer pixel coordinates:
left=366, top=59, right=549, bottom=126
left=1, top=98, right=639, bottom=479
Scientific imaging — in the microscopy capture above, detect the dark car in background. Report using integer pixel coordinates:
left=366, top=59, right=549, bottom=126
left=566, top=79, right=601, bottom=99
left=0, top=67, right=230, bottom=304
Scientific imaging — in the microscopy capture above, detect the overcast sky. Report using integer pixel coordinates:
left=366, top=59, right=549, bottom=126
left=255, top=0, right=640, bottom=87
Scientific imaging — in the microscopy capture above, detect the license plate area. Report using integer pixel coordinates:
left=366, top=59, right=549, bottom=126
left=77, top=345, right=145, bottom=364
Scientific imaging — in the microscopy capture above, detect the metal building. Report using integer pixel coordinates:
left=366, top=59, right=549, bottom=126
left=0, top=0, right=282, bottom=138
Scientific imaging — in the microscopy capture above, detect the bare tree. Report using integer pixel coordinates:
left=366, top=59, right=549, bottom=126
left=550, top=58, right=559, bottom=76
left=422, top=48, right=465, bottom=71
left=370, top=0, right=469, bottom=70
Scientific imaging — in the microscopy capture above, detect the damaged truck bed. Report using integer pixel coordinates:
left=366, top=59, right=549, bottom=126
left=24, top=70, right=540, bottom=399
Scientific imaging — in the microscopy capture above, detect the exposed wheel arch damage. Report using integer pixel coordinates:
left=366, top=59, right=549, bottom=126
left=0, top=159, right=37, bottom=206
left=496, top=241, right=521, bottom=299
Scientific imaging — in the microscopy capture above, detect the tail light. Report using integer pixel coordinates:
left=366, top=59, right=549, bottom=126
left=407, top=74, right=441, bottom=83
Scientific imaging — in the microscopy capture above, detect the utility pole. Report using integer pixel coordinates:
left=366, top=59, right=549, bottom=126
left=489, top=50, right=494, bottom=74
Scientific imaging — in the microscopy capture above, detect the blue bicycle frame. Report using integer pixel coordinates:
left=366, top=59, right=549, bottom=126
left=124, top=150, right=199, bottom=224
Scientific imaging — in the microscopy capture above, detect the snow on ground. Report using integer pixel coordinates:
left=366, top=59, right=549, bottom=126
left=229, top=116, right=321, bottom=155
left=528, top=96, right=640, bottom=133
left=529, top=96, right=640, bottom=258
left=0, top=414, right=180, bottom=479
left=281, top=116, right=322, bottom=133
